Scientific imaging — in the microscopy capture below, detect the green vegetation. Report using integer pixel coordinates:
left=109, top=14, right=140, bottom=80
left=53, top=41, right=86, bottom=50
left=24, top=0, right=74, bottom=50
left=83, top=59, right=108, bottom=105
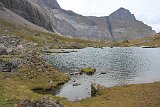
left=0, top=85, right=4, bottom=105
left=81, top=68, right=96, bottom=75
left=0, top=54, right=69, bottom=106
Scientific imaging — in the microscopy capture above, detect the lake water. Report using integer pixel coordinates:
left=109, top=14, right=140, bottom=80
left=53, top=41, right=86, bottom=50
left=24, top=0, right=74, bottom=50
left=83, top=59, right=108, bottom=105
left=43, top=47, right=160, bottom=101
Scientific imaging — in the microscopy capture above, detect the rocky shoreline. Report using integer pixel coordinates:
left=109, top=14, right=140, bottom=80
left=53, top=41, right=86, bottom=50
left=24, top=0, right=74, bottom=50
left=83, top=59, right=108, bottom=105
left=0, top=35, right=70, bottom=107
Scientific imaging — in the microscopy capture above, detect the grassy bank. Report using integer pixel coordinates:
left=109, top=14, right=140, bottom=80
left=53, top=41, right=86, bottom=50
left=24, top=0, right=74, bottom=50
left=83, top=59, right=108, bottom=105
left=64, top=82, right=160, bottom=107
left=1, top=73, right=159, bottom=107
left=0, top=53, right=69, bottom=106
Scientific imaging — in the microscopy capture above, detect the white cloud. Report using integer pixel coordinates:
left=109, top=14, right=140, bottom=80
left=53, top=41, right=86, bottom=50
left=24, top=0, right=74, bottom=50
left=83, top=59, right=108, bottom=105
left=151, top=24, right=160, bottom=32
left=57, top=0, right=160, bottom=32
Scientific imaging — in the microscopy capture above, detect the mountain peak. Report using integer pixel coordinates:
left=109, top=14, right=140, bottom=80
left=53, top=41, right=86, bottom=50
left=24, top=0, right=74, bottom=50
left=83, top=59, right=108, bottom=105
left=117, top=7, right=129, bottom=11
left=115, top=7, right=132, bottom=15
left=109, top=7, right=136, bottom=21
left=41, top=0, right=61, bottom=9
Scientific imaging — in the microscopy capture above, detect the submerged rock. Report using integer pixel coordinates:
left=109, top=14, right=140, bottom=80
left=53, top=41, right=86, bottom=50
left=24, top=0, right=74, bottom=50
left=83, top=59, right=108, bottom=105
left=69, top=72, right=79, bottom=76
left=80, top=68, right=96, bottom=75
left=141, top=46, right=157, bottom=48
left=73, top=83, right=81, bottom=86
left=100, top=72, right=107, bottom=75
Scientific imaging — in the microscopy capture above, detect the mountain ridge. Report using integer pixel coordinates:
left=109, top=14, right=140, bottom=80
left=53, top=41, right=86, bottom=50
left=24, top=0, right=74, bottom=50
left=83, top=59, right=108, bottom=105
left=0, top=0, right=156, bottom=40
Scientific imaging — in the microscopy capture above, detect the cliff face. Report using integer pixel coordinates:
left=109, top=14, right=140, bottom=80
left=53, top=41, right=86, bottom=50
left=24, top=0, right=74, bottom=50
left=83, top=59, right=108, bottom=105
left=0, top=0, right=156, bottom=40
left=0, top=0, right=54, bottom=31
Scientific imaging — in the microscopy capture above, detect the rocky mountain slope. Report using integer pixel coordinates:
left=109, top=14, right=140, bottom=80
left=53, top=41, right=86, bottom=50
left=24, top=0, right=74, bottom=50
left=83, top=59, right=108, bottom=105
left=0, top=0, right=156, bottom=40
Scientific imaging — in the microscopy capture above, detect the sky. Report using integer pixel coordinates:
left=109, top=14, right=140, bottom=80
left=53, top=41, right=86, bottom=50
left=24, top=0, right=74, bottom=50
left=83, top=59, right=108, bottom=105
left=57, top=0, right=160, bottom=32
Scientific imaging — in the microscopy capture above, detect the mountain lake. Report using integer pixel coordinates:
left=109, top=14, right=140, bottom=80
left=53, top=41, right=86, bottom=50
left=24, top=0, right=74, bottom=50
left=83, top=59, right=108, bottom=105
left=42, top=47, right=160, bottom=101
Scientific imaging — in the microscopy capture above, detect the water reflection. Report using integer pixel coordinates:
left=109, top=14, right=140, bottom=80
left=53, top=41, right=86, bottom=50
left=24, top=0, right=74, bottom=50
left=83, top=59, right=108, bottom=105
left=43, top=47, right=160, bottom=101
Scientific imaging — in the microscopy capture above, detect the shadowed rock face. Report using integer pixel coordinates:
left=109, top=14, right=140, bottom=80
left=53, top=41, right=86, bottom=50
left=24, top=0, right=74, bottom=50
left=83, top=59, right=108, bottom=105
left=0, top=0, right=156, bottom=40
left=0, top=0, right=54, bottom=31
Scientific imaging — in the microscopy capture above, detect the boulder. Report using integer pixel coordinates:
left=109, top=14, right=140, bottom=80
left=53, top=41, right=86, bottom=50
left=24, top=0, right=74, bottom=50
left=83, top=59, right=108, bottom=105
left=91, top=83, right=105, bottom=96
left=91, top=84, right=97, bottom=96
left=1, top=62, right=18, bottom=72
left=0, top=48, right=7, bottom=55
left=0, top=44, right=5, bottom=48
left=1, top=63, right=13, bottom=72
left=0, top=44, right=7, bottom=55
left=6, top=48, right=14, bottom=53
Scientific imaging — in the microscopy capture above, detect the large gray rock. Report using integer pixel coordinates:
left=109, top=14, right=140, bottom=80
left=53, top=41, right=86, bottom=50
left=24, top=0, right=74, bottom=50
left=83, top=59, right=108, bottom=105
left=0, top=48, right=7, bottom=55
left=91, top=83, right=105, bottom=97
left=0, top=0, right=156, bottom=40
left=0, top=44, right=7, bottom=55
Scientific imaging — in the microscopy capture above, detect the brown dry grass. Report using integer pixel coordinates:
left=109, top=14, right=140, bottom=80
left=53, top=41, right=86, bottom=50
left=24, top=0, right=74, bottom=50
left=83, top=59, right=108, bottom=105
left=66, top=82, right=160, bottom=107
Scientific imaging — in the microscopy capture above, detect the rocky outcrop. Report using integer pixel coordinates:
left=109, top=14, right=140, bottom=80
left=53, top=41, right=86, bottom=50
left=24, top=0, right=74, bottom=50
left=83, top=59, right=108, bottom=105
left=16, top=97, right=64, bottom=107
left=0, top=35, right=38, bottom=49
left=0, top=36, right=35, bottom=55
left=0, top=0, right=156, bottom=40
